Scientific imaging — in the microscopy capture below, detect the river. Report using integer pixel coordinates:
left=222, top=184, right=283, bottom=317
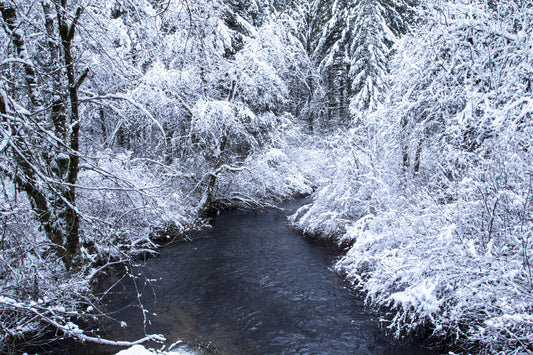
left=66, top=200, right=432, bottom=354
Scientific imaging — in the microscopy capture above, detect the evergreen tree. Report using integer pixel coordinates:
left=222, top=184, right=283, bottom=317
left=347, top=0, right=392, bottom=113
left=310, top=0, right=415, bottom=126
left=292, top=0, right=355, bottom=126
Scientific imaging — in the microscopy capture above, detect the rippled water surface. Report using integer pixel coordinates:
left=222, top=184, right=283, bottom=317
left=71, top=201, right=432, bottom=354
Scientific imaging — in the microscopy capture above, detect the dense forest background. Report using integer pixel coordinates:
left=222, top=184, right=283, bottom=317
left=1, top=0, right=532, bottom=353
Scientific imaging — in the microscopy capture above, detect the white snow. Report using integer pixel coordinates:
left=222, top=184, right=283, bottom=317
left=115, top=344, right=196, bottom=355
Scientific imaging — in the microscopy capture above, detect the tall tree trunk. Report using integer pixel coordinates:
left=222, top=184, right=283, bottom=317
left=57, top=1, right=85, bottom=269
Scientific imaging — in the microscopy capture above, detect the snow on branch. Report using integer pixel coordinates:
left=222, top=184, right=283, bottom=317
left=0, top=296, right=165, bottom=347
left=79, top=92, right=166, bottom=137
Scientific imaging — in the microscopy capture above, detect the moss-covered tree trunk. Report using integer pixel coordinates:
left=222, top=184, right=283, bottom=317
left=0, top=0, right=86, bottom=270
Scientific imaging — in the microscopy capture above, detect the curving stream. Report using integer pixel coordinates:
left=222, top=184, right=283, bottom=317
left=70, top=200, right=432, bottom=354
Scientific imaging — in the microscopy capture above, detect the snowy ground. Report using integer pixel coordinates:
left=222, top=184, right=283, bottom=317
left=116, top=344, right=197, bottom=355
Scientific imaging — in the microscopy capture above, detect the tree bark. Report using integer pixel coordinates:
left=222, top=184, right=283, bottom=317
left=57, top=1, right=84, bottom=268
left=201, top=127, right=229, bottom=214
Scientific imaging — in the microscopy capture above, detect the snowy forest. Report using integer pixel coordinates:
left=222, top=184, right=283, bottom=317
left=1, top=0, right=532, bottom=353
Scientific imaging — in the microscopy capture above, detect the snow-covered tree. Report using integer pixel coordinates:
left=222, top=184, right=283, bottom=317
left=307, top=0, right=414, bottom=126
left=347, top=0, right=396, bottom=113
left=186, top=100, right=258, bottom=211
left=0, top=0, right=89, bottom=269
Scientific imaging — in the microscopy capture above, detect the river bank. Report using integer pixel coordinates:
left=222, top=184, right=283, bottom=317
left=288, top=130, right=533, bottom=354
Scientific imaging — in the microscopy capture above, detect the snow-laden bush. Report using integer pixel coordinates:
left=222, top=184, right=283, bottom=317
left=0, top=152, right=198, bottom=351
left=335, top=186, right=533, bottom=351
left=210, top=123, right=332, bottom=208
left=78, top=151, right=199, bottom=261
left=213, top=147, right=310, bottom=207
left=293, top=142, right=533, bottom=353
left=217, top=146, right=314, bottom=207
left=289, top=129, right=395, bottom=244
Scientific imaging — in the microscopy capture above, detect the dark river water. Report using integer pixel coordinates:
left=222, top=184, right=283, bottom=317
left=68, top=201, right=432, bottom=354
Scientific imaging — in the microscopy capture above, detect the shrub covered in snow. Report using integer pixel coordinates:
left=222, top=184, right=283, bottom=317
left=289, top=129, right=394, bottom=244
left=78, top=151, right=200, bottom=261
